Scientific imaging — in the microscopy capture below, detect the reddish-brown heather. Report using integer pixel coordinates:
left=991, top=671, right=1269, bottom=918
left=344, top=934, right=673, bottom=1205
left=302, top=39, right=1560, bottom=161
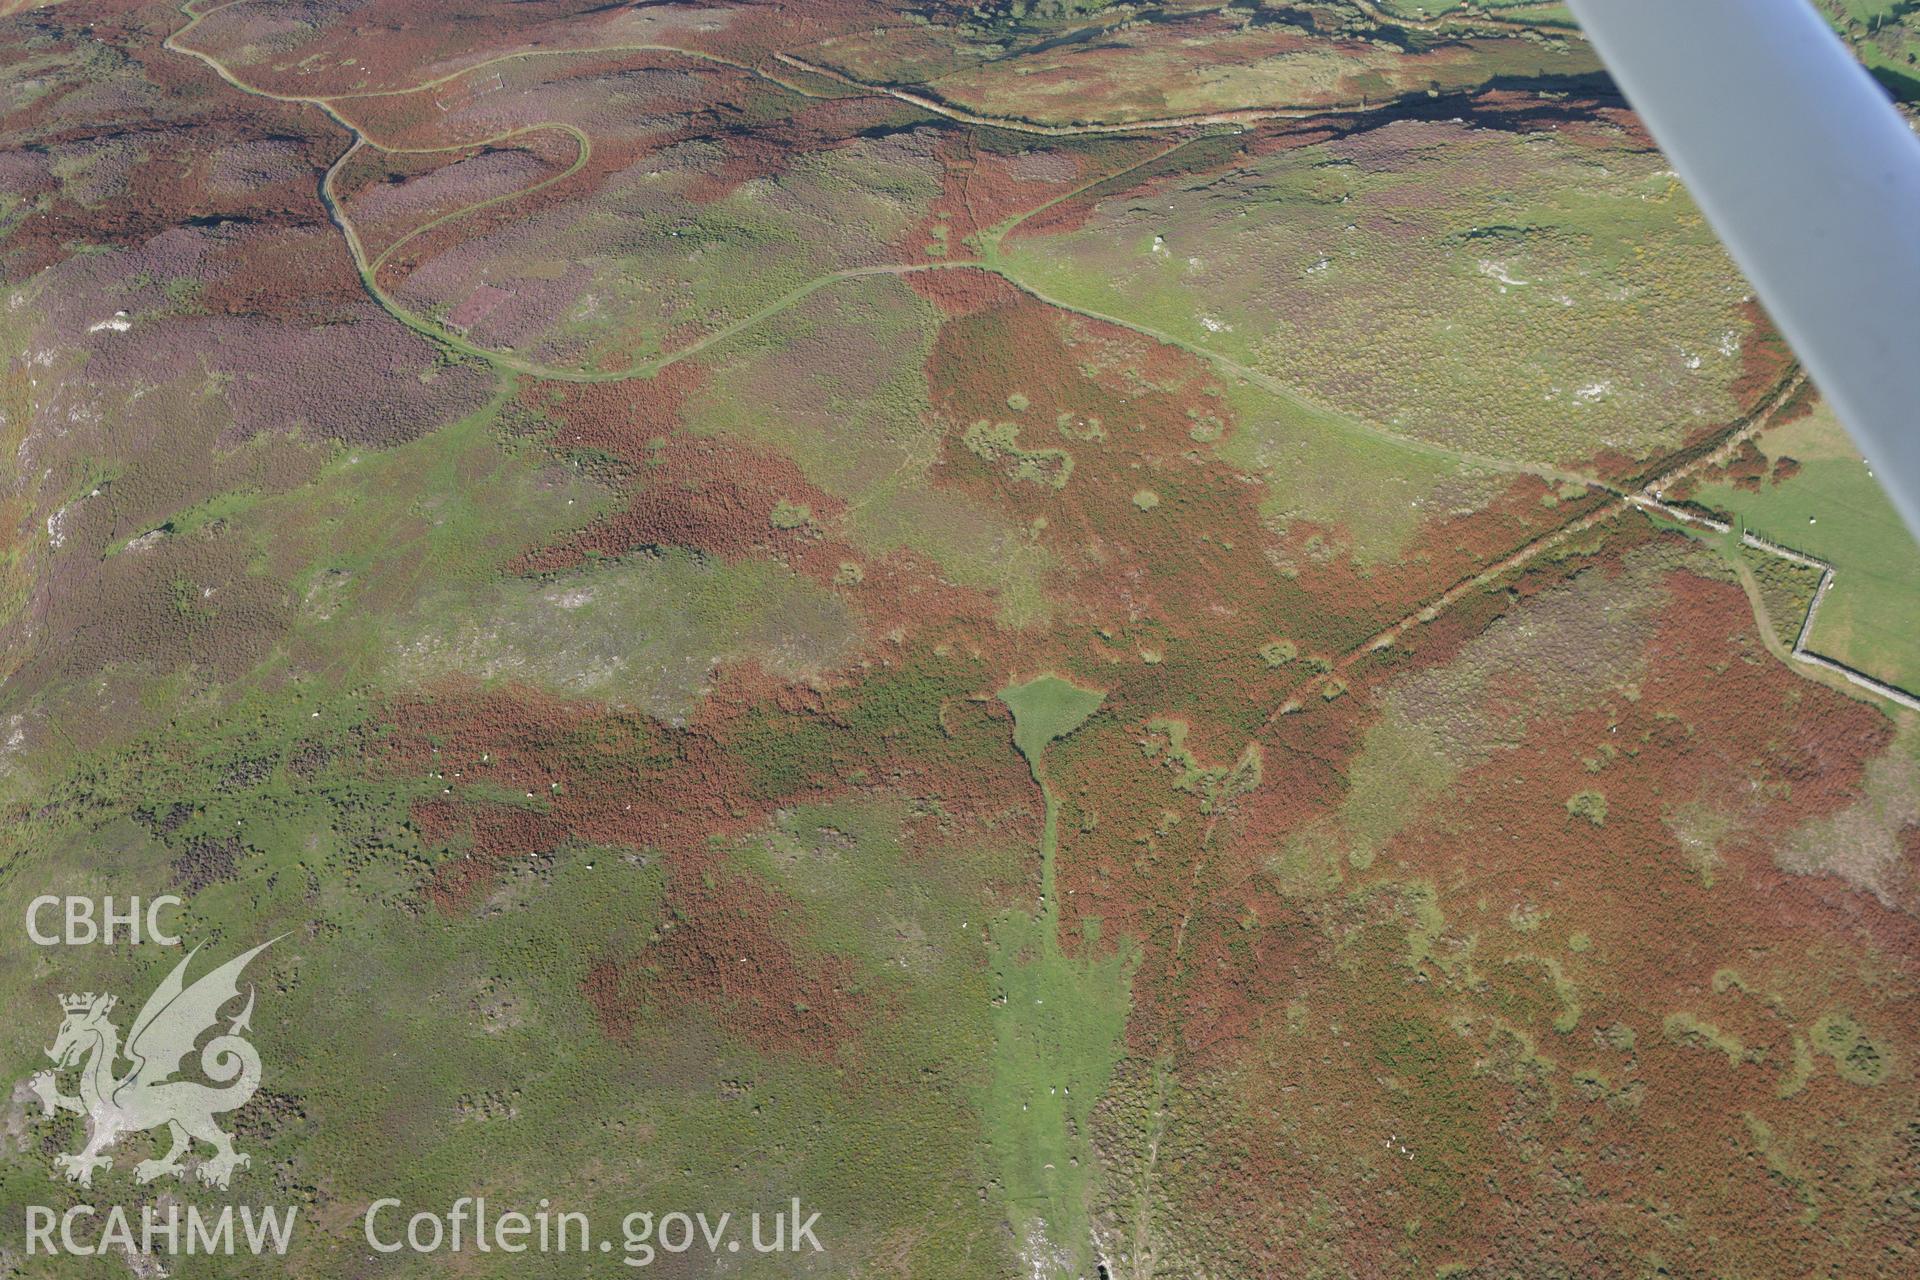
left=582, top=868, right=869, bottom=1062
left=904, top=263, right=1018, bottom=316
left=173, top=0, right=909, bottom=100
left=507, top=371, right=1007, bottom=647
left=894, top=132, right=1161, bottom=263
left=523, top=431, right=850, bottom=570
left=379, top=656, right=1045, bottom=1055
left=1141, top=556, right=1918, bottom=1274
left=1728, top=298, right=1801, bottom=410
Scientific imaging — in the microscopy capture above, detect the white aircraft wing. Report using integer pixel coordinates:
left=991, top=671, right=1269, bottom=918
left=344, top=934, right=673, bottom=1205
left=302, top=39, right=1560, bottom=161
left=1565, top=0, right=1920, bottom=540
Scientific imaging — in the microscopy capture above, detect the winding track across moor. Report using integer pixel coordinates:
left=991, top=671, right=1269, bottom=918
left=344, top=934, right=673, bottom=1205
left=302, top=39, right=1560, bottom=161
left=164, top=0, right=1610, bottom=480
left=772, top=50, right=1386, bottom=135
left=161, top=1, right=1913, bottom=725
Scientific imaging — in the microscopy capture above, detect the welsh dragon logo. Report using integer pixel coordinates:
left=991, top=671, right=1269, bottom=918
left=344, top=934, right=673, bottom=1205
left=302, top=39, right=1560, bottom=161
left=25, top=939, right=278, bottom=1190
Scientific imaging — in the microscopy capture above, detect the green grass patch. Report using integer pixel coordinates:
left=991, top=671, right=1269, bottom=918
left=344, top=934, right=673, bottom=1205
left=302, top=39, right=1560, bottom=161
left=1000, top=125, right=1750, bottom=466
left=982, top=905, right=1133, bottom=1280
left=1695, top=400, right=1920, bottom=691
left=1811, top=1011, right=1890, bottom=1086
left=682, top=275, right=1058, bottom=627
left=390, top=548, right=857, bottom=719
left=999, top=673, right=1106, bottom=775
left=1738, top=540, right=1827, bottom=649
left=1566, top=790, right=1607, bottom=826
left=1663, top=1011, right=1750, bottom=1066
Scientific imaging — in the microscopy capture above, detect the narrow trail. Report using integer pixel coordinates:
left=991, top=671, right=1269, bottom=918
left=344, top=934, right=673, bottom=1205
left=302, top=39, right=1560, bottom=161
left=172, top=0, right=1406, bottom=143
left=361, top=124, right=594, bottom=278
left=166, top=0, right=1890, bottom=724
left=156, top=0, right=1616, bottom=473
left=1733, top=531, right=1920, bottom=712
left=167, top=2, right=851, bottom=106
left=772, top=51, right=1384, bottom=135
left=168, top=15, right=997, bottom=384
left=769, top=0, right=1591, bottom=133
left=780, top=0, right=1585, bottom=125
left=165, top=0, right=1587, bottom=481
left=1595, top=496, right=1920, bottom=708
left=986, top=270, right=1606, bottom=490
left=1139, top=368, right=1908, bottom=1178
left=1259, top=369, right=1814, bottom=724
left=1347, top=0, right=1581, bottom=36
